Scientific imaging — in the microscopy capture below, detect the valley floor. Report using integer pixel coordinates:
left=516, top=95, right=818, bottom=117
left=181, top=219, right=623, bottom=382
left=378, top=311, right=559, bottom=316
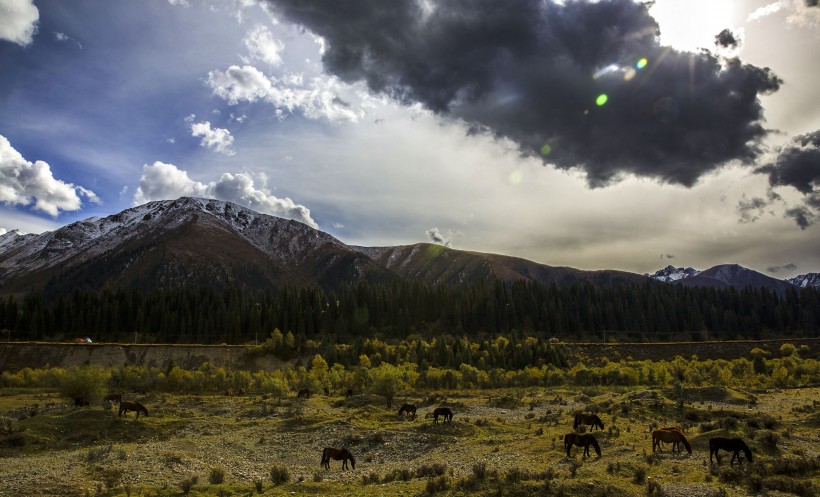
left=1, top=386, right=818, bottom=497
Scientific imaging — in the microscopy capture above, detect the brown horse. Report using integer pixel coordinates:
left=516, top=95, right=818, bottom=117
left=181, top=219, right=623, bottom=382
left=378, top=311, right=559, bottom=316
left=709, top=437, right=752, bottom=465
left=564, top=433, right=601, bottom=457
left=574, top=413, right=604, bottom=431
left=433, top=407, right=453, bottom=424
left=321, top=447, right=356, bottom=470
left=118, top=401, right=148, bottom=419
left=652, top=429, right=691, bottom=454
left=297, top=388, right=311, bottom=399
left=398, top=403, right=416, bottom=419
left=655, top=426, right=685, bottom=452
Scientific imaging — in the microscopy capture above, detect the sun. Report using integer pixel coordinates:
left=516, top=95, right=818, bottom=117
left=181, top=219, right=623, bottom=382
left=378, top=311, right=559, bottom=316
left=649, top=0, right=739, bottom=53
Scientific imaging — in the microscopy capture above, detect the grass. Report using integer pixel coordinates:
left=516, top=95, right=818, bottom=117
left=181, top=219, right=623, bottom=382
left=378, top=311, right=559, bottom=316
left=0, top=386, right=818, bottom=496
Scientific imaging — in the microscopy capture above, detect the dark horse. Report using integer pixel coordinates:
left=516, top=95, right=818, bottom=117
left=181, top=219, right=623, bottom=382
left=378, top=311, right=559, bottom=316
left=652, top=429, right=692, bottom=454
left=321, top=447, right=356, bottom=470
left=433, top=407, right=453, bottom=424
left=118, top=401, right=148, bottom=418
left=564, top=433, right=601, bottom=457
left=398, top=403, right=416, bottom=419
left=709, top=437, right=753, bottom=465
left=297, top=388, right=311, bottom=399
left=573, top=413, right=604, bottom=431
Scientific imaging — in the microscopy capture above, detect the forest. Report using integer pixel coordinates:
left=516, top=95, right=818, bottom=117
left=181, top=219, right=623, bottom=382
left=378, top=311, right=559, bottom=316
left=1, top=279, right=818, bottom=344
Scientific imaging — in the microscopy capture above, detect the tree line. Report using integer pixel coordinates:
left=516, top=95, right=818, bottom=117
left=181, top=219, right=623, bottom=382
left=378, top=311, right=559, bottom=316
left=0, top=279, right=817, bottom=343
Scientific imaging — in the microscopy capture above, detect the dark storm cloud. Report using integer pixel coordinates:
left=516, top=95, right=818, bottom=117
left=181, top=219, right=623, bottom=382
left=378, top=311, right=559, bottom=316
left=807, top=1, right=819, bottom=8
left=715, top=29, right=740, bottom=49
left=263, top=0, right=781, bottom=187
left=767, top=263, right=798, bottom=274
left=756, top=130, right=820, bottom=229
left=737, top=195, right=768, bottom=224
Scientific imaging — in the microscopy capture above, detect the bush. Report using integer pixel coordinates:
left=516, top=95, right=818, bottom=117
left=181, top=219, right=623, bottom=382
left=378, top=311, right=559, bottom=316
left=209, top=466, right=225, bottom=484
left=416, top=463, right=447, bottom=478
left=254, top=479, right=264, bottom=493
left=425, top=475, right=449, bottom=494
left=633, top=466, right=647, bottom=484
left=179, top=476, right=198, bottom=495
left=59, top=366, right=109, bottom=406
left=270, top=464, right=289, bottom=485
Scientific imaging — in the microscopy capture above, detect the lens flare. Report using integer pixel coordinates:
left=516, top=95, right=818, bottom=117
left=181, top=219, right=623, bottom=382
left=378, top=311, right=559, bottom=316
left=508, top=170, right=524, bottom=184
left=596, top=94, right=608, bottom=106
left=623, top=67, right=636, bottom=81
left=637, top=58, right=648, bottom=69
left=540, top=144, right=552, bottom=156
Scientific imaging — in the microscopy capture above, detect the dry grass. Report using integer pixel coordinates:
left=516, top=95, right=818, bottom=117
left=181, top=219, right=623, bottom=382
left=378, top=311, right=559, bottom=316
left=0, top=386, right=818, bottom=496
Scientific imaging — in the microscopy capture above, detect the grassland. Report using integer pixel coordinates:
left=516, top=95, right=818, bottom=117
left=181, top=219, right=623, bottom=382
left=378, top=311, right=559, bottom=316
left=1, top=384, right=818, bottom=497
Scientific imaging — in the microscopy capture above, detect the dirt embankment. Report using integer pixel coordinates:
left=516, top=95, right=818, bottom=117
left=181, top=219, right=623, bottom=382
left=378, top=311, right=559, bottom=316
left=0, top=338, right=815, bottom=372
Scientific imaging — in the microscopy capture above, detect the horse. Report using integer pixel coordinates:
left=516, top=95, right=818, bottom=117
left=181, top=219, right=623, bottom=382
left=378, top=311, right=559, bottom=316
left=104, top=393, right=122, bottom=404
left=656, top=426, right=684, bottom=452
left=118, top=401, right=148, bottom=419
left=321, top=447, right=356, bottom=470
left=573, top=413, right=604, bottom=431
left=564, top=433, right=601, bottom=457
left=433, top=407, right=453, bottom=424
left=398, top=403, right=417, bottom=419
left=652, top=429, right=692, bottom=454
left=297, top=388, right=311, bottom=399
left=709, top=437, right=752, bottom=466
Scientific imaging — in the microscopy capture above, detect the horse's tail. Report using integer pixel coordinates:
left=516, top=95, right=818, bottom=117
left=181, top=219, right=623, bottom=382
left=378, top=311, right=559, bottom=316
left=590, top=436, right=601, bottom=456
left=680, top=435, right=692, bottom=454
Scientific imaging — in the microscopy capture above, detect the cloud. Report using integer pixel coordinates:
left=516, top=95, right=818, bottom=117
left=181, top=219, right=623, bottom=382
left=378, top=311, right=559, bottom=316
left=0, top=0, right=39, bottom=46
left=243, top=24, right=285, bottom=67
left=756, top=130, right=820, bottom=228
left=767, top=263, right=797, bottom=273
left=426, top=227, right=451, bottom=247
left=189, top=120, right=236, bottom=155
left=737, top=194, right=769, bottom=224
left=261, top=0, right=782, bottom=188
left=133, top=161, right=318, bottom=228
left=714, top=29, right=740, bottom=49
left=167, top=0, right=190, bottom=6
left=54, top=31, right=82, bottom=48
left=788, top=0, right=820, bottom=25
left=207, top=64, right=363, bottom=122
left=0, top=134, right=99, bottom=216
left=747, top=2, right=784, bottom=22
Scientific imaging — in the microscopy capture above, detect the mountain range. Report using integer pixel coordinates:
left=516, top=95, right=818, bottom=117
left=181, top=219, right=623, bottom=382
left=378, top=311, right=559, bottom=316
left=1, top=197, right=817, bottom=298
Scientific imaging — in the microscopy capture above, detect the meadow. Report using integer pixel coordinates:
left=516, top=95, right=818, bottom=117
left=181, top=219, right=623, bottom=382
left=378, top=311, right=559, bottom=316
left=0, top=344, right=818, bottom=497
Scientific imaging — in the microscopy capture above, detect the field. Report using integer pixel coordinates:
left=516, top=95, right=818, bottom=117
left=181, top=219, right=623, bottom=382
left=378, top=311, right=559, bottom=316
left=1, top=384, right=818, bottom=497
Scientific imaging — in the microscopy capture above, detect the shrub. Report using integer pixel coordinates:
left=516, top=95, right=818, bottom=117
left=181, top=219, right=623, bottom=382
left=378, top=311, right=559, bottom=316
left=645, top=479, right=663, bottom=496
left=254, top=479, right=264, bottom=493
left=633, top=466, right=647, bottom=484
left=416, top=463, right=447, bottom=478
left=361, top=472, right=380, bottom=485
left=425, top=475, right=449, bottom=494
left=179, top=476, right=198, bottom=495
left=270, top=465, right=289, bottom=485
left=757, top=429, right=778, bottom=449
left=209, top=466, right=225, bottom=484
left=59, top=366, right=109, bottom=406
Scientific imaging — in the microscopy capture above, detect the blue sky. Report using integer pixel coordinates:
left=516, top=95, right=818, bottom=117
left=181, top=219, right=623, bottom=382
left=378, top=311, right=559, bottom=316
left=1, top=0, right=819, bottom=278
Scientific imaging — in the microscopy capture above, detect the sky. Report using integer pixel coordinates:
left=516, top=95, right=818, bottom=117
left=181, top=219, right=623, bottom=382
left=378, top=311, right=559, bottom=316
left=1, top=0, right=819, bottom=279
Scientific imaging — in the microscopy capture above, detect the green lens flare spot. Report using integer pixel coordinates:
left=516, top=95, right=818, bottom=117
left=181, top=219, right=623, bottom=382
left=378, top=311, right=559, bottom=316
left=509, top=170, right=524, bottom=184
left=540, top=144, right=552, bottom=156
left=596, top=94, right=608, bottom=106
left=637, top=58, right=648, bottom=69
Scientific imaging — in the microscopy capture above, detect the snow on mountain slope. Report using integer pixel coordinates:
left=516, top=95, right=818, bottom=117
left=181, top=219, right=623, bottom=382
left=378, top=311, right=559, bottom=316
left=787, top=273, right=820, bottom=288
left=645, top=265, right=700, bottom=282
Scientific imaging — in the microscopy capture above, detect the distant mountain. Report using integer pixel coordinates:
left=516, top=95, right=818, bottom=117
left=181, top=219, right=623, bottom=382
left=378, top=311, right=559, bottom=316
left=674, top=264, right=796, bottom=296
left=0, top=197, right=645, bottom=298
left=0, top=197, right=394, bottom=296
left=645, top=265, right=700, bottom=282
left=787, top=273, right=820, bottom=288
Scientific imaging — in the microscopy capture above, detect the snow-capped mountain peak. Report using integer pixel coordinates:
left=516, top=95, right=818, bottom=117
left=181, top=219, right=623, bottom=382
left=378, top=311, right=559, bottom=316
left=787, top=273, right=820, bottom=288
left=645, top=265, right=700, bottom=282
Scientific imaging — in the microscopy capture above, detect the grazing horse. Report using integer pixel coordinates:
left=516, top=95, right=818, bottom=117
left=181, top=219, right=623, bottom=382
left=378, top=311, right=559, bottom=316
left=104, top=393, right=122, bottom=404
left=321, top=447, right=356, bottom=470
left=573, top=413, right=604, bottom=431
left=709, top=437, right=753, bottom=465
left=433, top=407, right=453, bottom=424
left=652, top=429, right=692, bottom=454
left=119, top=401, right=148, bottom=419
left=564, top=433, right=601, bottom=457
left=656, top=426, right=685, bottom=452
left=398, top=403, right=417, bottom=419
left=297, top=388, right=311, bottom=399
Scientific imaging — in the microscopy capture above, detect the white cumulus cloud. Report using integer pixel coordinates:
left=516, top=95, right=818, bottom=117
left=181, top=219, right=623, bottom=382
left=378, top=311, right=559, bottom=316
left=0, top=134, right=99, bottom=216
left=0, top=0, right=39, bottom=46
left=243, top=24, right=285, bottom=67
left=207, top=64, right=362, bottom=123
left=190, top=120, right=236, bottom=156
left=133, top=161, right=318, bottom=228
